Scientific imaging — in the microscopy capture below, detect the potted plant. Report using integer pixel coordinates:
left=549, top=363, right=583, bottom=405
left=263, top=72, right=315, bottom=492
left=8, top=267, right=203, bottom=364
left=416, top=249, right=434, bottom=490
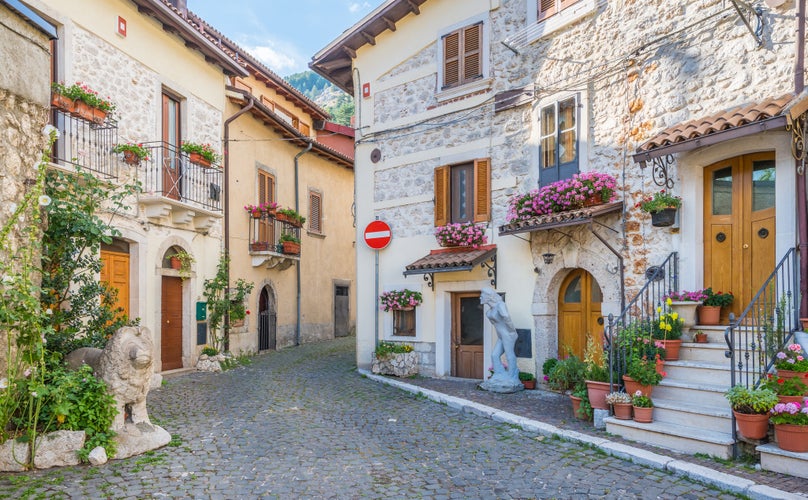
left=631, top=391, right=654, bottom=423
left=279, top=233, right=301, bottom=254
left=112, top=142, right=150, bottom=166
left=636, top=189, right=682, bottom=227
left=570, top=382, right=592, bottom=421
left=725, top=385, right=778, bottom=440
left=371, top=341, right=418, bottom=377
left=576, top=171, right=618, bottom=206
left=692, top=330, right=708, bottom=343
left=546, top=354, right=586, bottom=393
left=181, top=141, right=221, bottom=166
left=769, top=400, right=808, bottom=452
left=244, top=202, right=279, bottom=218
left=434, top=222, right=488, bottom=248
left=663, top=290, right=708, bottom=331
left=761, top=373, right=808, bottom=403
left=652, top=307, right=684, bottom=361
left=519, top=371, right=536, bottom=390
left=623, top=356, right=663, bottom=397
left=583, top=336, right=610, bottom=410
left=379, top=289, right=423, bottom=312
left=605, top=391, right=633, bottom=420
left=699, top=288, right=733, bottom=325
left=276, top=207, right=306, bottom=227
left=171, top=250, right=194, bottom=280
left=773, top=344, right=808, bottom=384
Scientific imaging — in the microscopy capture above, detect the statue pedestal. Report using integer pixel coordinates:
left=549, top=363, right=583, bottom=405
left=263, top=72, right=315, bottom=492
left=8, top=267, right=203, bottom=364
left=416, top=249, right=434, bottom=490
left=479, top=374, right=524, bottom=393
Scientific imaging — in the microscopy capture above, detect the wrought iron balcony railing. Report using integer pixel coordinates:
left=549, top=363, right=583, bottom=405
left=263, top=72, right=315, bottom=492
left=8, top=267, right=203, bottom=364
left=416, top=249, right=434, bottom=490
left=140, top=142, right=223, bottom=212
left=50, top=107, right=119, bottom=179
left=248, top=213, right=301, bottom=255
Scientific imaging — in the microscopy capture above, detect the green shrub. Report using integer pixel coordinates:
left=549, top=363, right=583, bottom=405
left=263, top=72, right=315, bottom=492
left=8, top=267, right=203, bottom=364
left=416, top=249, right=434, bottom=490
left=375, top=341, right=413, bottom=358
left=547, top=355, right=586, bottom=392
left=542, top=358, right=558, bottom=376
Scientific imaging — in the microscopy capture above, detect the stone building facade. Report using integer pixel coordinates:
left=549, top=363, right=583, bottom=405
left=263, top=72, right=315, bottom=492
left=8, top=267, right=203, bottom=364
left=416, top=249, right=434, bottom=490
left=313, top=0, right=805, bottom=380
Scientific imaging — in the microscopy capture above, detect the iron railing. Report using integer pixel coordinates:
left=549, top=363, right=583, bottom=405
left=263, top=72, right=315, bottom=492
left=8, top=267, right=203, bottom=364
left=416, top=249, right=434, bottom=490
left=50, top=107, right=119, bottom=179
left=725, top=247, right=800, bottom=390
left=248, top=214, right=301, bottom=254
left=140, top=142, right=222, bottom=212
left=607, top=252, right=679, bottom=387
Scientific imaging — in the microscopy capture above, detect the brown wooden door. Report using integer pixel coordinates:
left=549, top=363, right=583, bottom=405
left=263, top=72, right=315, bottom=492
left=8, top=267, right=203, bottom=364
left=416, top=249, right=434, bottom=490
left=334, top=285, right=349, bottom=337
left=452, top=292, right=484, bottom=379
left=704, top=153, right=775, bottom=319
left=100, top=250, right=129, bottom=320
left=161, top=276, right=183, bottom=370
left=558, top=269, right=603, bottom=359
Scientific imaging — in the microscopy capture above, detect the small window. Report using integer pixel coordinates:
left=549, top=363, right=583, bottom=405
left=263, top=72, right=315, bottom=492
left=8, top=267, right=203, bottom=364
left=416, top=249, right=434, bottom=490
left=442, top=22, right=483, bottom=89
left=538, top=0, right=580, bottom=21
left=309, top=190, right=323, bottom=234
left=539, top=95, right=578, bottom=186
left=434, top=158, right=491, bottom=226
left=274, top=104, right=295, bottom=126
left=393, top=309, right=416, bottom=336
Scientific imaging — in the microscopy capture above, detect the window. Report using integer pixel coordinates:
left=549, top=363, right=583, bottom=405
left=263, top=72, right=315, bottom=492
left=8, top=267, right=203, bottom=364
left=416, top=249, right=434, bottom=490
left=442, top=22, right=482, bottom=89
left=308, top=190, right=323, bottom=234
left=434, top=158, right=490, bottom=226
left=538, top=0, right=580, bottom=21
left=393, top=309, right=416, bottom=337
left=539, top=95, right=578, bottom=186
left=257, top=170, right=275, bottom=243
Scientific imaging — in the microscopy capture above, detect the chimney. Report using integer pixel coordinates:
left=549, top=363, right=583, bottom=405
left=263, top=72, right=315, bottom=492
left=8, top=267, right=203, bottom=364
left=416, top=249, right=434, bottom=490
left=168, top=0, right=188, bottom=17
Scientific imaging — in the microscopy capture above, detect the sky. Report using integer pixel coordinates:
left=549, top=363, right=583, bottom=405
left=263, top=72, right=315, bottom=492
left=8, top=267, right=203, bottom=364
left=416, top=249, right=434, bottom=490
left=189, top=0, right=377, bottom=77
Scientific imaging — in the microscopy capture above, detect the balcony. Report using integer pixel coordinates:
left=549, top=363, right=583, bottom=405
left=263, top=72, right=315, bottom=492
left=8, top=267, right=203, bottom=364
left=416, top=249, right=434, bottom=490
left=138, top=142, right=223, bottom=231
left=50, top=107, right=119, bottom=179
left=248, top=214, right=301, bottom=269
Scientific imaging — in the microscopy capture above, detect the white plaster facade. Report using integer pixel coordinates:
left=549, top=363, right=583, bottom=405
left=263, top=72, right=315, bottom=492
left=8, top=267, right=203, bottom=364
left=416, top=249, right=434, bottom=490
left=314, top=0, right=806, bottom=377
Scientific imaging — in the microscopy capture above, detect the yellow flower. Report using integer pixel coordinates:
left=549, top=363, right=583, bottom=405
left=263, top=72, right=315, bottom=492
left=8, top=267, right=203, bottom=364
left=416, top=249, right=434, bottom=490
left=670, top=312, right=678, bottom=320
left=56, top=414, right=65, bottom=424
left=666, top=298, right=672, bottom=306
left=656, top=306, right=662, bottom=313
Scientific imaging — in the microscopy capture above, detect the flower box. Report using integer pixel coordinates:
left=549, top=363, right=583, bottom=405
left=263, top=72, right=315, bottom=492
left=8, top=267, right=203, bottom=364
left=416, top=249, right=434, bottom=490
left=281, top=241, right=300, bottom=254
left=189, top=152, right=211, bottom=167
left=51, top=92, right=74, bottom=112
left=250, top=242, right=271, bottom=252
left=371, top=351, right=418, bottom=377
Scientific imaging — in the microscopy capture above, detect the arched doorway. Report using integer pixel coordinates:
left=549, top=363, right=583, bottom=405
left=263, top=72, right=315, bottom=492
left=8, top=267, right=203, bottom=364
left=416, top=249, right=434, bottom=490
left=558, top=269, right=603, bottom=359
left=258, top=286, right=276, bottom=351
left=161, top=247, right=185, bottom=370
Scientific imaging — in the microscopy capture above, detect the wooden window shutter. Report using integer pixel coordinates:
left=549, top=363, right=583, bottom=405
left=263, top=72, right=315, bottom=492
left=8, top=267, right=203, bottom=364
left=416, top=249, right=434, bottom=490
left=258, top=171, right=274, bottom=205
left=538, top=0, right=557, bottom=21
left=473, top=158, right=491, bottom=222
left=462, top=24, right=482, bottom=81
left=442, top=31, right=460, bottom=88
left=434, top=165, right=450, bottom=226
left=309, top=191, right=322, bottom=233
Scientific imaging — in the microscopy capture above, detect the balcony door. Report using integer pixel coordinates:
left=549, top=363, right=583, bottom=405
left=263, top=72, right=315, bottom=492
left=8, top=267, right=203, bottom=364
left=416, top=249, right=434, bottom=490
left=258, top=171, right=275, bottom=245
left=162, top=92, right=181, bottom=200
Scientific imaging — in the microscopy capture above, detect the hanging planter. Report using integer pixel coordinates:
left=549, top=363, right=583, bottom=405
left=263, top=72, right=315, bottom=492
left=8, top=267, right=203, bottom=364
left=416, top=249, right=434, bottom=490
left=650, top=207, right=677, bottom=227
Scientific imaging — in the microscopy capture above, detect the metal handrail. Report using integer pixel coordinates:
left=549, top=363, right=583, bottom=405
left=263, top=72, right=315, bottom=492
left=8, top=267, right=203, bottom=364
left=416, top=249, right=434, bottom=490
left=139, top=141, right=222, bottom=212
left=50, top=107, right=119, bottom=179
left=248, top=213, right=301, bottom=254
left=725, top=247, right=800, bottom=390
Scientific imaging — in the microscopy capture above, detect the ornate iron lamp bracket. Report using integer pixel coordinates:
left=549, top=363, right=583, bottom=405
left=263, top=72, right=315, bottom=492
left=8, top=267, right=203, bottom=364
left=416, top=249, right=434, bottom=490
left=480, top=254, right=497, bottom=288
left=423, top=273, right=434, bottom=289
left=640, top=154, right=675, bottom=189
left=787, top=110, right=808, bottom=175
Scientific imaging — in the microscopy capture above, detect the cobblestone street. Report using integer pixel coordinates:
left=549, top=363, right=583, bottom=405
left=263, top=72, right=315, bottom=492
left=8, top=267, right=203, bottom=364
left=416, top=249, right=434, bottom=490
left=0, top=337, right=741, bottom=499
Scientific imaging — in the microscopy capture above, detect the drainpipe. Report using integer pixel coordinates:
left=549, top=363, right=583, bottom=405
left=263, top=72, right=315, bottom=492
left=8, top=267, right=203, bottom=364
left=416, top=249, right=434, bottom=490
left=294, top=141, right=313, bottom=346
left=797, top=0, right=808, bottom=318
left=222, top=93, right=255, bottom=351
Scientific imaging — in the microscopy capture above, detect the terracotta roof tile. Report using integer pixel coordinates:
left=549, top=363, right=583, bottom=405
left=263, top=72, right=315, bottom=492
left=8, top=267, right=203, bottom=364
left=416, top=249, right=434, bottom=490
left=498, top=201, right=623, bottom=236
left=405, top=245, right=496, bottom=273
left=638, top=95, right=793, bottom=152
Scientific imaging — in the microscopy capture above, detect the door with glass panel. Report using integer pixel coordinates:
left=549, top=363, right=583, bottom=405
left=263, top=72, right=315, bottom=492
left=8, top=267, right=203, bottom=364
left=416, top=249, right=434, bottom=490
left=558, top=269, right=603, bottom=359
left=162, top=92, right=181, bottom=200
left=704, top=153, right=775, bottom=320
left=451, top=292, right=484, bottom=379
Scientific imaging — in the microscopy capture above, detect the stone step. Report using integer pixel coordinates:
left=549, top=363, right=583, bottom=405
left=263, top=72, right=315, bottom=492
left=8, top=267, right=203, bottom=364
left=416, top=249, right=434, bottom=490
left=605, top=417, right=735, bottom=459
left=758, top=443, right=808, bottom=479
left=653, top=379, right=729, bottom=408
left=651, top=397, right=732, bottom=433
left=663, top=360, right=732, bottom=385
left=677, top=342, right=728, bottom=364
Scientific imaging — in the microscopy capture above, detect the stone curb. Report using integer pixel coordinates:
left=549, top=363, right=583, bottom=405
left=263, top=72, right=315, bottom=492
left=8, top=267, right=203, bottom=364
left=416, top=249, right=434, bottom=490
left=360, top=370, right=796, bottom=500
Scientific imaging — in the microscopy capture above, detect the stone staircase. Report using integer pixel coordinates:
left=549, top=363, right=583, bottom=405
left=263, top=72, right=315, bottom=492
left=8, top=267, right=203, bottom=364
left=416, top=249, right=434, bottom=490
left=605, top=326, right=808, bottom=476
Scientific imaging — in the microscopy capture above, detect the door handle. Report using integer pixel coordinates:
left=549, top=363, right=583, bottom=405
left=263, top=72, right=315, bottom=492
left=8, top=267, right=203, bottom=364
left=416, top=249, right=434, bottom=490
left=743, top=243, right=749, bottom=249
left=454, top=343, right=460, bottom=350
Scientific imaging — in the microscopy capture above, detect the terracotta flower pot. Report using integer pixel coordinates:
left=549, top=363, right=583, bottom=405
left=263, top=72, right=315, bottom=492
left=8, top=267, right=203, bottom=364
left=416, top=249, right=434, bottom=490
left=612, top=402, right=633, bottom=420
left=774, top=423, right=808, bottom=453
left=777, top=395, right=807, bottom=405
left=72, top=100, right=95, bottom=122
left=698, top=305, right=721, bottom=325
left=522, top=379, right=536, bottom=390
left=660, top=339, right=682, bottom=361
left=733, top=411, right=771, bottom=440
left=586, top=380, right=610, bottom=410
left=776, top=369, right=808, bottom=387
left=122, top=150, right=140, bottom=166
left=632, top=406, right=653, bottom=423
left=282, top=241, right=300, bottom=255
left=693, top=332, right=708, bottom=343
left=569, top=395, right=588, bottom=420
left=169, top=256, right=182, bottom=270
left=51, top=92, right=74, bottom=112
left=189, top=152, right=212, bottom=167
left=622, top=375, right=652, bottom=397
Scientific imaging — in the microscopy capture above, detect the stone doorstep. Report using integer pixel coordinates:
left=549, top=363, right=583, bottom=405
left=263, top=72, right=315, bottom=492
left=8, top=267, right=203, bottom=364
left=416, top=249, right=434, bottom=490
left=605, top=417, right=735, bottom=459
left=651, top=399, right=732, bottom=433
left=653, top=380, right=729, bottom=408
left=757, top=443, right=808, bottom=480
left=664, top=361, right=732, bottom=385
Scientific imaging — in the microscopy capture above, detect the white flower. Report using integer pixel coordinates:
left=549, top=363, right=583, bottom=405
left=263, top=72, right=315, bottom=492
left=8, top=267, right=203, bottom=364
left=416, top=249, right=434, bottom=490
left=38, top=195, right=51, bottom=207
left=2, top=275, right=13, bottom=285
left=44, top=308, right=52, bottom=315
left=23, top=368, right=31, bottom=378
left=0, top=378, right=7, bottom=389
left=42, top=124, right=60, bottom=139
left=31, top=391, right=37, bottom=398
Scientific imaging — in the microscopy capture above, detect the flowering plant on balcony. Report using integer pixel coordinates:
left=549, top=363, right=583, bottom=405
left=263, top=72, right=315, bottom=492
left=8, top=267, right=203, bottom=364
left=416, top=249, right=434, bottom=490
left=181, top=141, right=221, bottom=164
left=505, top=172, right=619, bottom=222
left=52, top=81, right=115, bottom=113
left=277, top=207, right=306, bottom=226
left=244, top=202, right=279, bottom=218
left=434, top=222, right=488, bottom=248
left=702, top=288, right=734, bottom=307
left=112, top=143, right=150, bottom=162
left=379, top=289, right=423, bottom=312
left=663, top=289, right=709, bottom=302
left=635, top=190, right=681, bottom=213
left=577, top=171, right=618, bottom=204
left=769, top=401, right=808, bottom=425
left=773, top=344, right=808, bottom=372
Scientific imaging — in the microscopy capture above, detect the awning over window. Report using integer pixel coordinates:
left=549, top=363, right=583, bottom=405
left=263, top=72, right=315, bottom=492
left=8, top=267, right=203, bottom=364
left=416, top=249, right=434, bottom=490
left=633, top=94, right=796, bottom=164
left=498, top=201, right=623, bottom=236
left=404, top=244, right=497, bottom=288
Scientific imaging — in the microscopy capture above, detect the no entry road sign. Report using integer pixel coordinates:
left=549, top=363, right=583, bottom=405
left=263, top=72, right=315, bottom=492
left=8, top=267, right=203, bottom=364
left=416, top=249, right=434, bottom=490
left=363, top=220, right=392, bottom=250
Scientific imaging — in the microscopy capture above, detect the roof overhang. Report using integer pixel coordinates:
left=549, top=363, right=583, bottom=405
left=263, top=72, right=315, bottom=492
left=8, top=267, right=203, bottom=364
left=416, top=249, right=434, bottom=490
left=3, top=0, right=57, bottom=38
left=498, top=202, right=623, bottom=236
left=404, top=244, right=497, bottom=288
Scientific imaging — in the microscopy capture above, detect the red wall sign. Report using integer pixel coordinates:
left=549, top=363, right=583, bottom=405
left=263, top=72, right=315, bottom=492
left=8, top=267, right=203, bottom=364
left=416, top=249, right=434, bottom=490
left=363, top=220, right=391, bottom=250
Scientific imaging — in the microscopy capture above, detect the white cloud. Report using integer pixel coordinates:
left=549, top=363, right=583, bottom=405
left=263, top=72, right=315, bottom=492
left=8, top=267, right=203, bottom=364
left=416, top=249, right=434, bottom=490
left=348, top=2, right=371, bottom=14
left=247, top=44, right=299, bottom=74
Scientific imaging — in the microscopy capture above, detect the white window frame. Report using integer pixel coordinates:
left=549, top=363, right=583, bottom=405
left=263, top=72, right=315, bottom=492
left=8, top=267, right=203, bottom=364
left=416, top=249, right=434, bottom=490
left=436, top=13, right=491, bottom=102
left=383, top=284, right=423, bottom=341
left=525, top=0, right=599, bottom=43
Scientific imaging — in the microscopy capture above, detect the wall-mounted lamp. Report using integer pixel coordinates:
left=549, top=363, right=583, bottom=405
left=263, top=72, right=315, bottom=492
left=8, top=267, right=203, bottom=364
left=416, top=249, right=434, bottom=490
left=542, top=252, right=555, bottom=265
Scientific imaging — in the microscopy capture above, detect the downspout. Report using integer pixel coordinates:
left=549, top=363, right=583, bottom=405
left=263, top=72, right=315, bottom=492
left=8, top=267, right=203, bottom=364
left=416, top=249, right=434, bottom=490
left=294, top=141, right=313, bottom=346
left=222, top=93, right=255, bottom=351
left=796, top=0, right=808, bottom=318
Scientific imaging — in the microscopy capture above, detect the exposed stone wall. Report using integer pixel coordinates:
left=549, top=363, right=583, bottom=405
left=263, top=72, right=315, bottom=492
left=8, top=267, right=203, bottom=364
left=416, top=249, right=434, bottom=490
left=379, top=43, right=436, bottom=82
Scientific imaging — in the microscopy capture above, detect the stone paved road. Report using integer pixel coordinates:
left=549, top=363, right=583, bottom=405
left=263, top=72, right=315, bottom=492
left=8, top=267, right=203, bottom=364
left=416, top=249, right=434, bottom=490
left=0, top=337, right=741, bottom=499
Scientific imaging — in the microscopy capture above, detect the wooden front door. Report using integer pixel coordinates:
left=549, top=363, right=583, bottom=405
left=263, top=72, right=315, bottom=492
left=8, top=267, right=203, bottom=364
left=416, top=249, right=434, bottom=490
left=704, top=153, right=776, bottom=318
left=558, top=269, right=603, bottom=359
left=161, top=276, right=183, bottom=370
left=334, top=285, right=350, bottom=338
left=100, top=250, right=129, bottom=320
left=451, top=292, right=484, bottom=379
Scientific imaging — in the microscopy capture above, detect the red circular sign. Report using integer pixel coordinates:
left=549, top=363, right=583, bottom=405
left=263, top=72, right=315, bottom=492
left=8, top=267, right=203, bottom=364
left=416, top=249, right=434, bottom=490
left=363, top=220, right=392, bottom=250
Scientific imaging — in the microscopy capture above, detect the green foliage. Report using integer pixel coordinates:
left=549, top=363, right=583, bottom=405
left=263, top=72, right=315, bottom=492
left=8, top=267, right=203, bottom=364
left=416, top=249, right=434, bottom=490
left=652, top=312, right=684, bottom=341
left=329, top=94, right=355, bottom=126
left=203, top=253, right=255, bottom=352
left=632, top=393, right=653, bottom=408
left=518, top=371, right=535, bottom=382
left=542, top=358, right=558, bottom=376
left=285, top=71, right=354, bottom=126
left=626, top=357, right=663, bottom=386
left=547, top=355, right=586, bottom=392
left=636, top=189, right=681, bottom=213
left=571, top=384, right=592, bottom=419
left=760, top=373, right=808, bottom=396
left=702, top=288, right=734, bottom=307
left=41, top=167, right=139, bottom=357
left=279, top=233, right=300, bottom=244
left=374, top=341, right=413, bottom=358
left=201, top=346, right=218, bottom=357
left=725, top=385, right=778, bottom=414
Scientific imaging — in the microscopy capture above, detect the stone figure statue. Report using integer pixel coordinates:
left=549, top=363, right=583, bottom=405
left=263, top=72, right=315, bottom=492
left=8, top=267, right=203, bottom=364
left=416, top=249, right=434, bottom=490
left=65, top=326, right=170, bottom=459
left=478, top=287, right=523, bottom=393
